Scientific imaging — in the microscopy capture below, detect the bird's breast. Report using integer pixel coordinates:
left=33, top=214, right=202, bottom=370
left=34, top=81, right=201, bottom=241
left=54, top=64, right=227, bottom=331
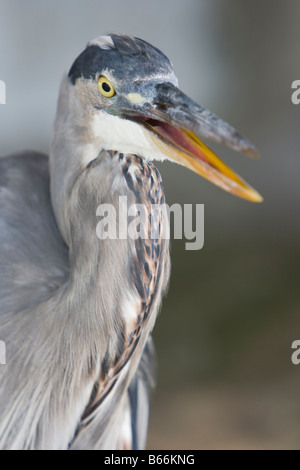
left=104, top=150, right=171, bottom=336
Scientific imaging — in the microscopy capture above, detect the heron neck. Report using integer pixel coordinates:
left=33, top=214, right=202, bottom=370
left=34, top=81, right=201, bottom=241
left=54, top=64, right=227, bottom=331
left=59, top=154, right=162, bottom=389
left=49, top=76, right=103, bottom=245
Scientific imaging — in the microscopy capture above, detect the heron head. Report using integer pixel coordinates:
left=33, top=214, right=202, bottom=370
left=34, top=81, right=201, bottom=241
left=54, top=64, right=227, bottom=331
left=66, top=33, right=262, bottom=202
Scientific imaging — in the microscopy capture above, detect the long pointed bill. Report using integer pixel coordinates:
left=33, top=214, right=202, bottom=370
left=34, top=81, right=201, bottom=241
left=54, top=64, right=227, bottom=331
left=145, top=121, right=263, bottom=202
left=124, top=82, right=263, bottom=202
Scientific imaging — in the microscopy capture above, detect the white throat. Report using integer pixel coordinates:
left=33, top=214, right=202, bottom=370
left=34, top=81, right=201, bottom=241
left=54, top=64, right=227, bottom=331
left=90, top=110, right=169, bottom=164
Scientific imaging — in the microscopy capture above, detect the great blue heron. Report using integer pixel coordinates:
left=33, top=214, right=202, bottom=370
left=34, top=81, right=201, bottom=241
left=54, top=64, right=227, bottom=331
left=0, top=34, right=262, bottom=450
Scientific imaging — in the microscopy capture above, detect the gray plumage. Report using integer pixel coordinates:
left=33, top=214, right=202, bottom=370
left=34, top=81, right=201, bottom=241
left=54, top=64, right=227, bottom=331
left=0, top=33, right=261, bottom=450
left=0, top=150, right=165, bottom=449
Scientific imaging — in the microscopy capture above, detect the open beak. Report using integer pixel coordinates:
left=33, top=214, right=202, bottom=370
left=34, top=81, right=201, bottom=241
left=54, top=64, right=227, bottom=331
left=123, top=82, right=263, bottom=202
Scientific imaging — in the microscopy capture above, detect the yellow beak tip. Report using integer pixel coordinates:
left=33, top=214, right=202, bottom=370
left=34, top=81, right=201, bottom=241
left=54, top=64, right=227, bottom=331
left=246, top=189, right=263, bottom=203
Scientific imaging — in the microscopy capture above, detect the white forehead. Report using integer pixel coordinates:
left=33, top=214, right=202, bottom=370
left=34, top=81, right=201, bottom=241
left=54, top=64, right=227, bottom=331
left=88, top=35, right=115, bottom=50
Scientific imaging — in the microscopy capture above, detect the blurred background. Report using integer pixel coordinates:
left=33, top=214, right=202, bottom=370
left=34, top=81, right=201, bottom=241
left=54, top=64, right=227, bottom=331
left=1, top=0, right=300, bottom=449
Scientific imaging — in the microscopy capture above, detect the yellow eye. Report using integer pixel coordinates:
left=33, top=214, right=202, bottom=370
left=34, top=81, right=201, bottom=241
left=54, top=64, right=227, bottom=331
left=98, top=76, right=115, bottom=98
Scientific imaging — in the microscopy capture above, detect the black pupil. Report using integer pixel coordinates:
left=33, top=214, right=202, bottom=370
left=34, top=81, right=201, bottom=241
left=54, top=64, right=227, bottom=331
left=102, top=82, right=111, bottom=93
